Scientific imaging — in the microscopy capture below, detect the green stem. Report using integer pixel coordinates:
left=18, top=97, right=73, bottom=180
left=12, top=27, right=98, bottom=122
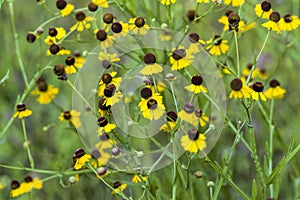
left=268, top=99, right=275, bottom=198
left=246, top=31, right=270, bottom=85
left=21, top=119, right=35, bottom=168
left=169, top=82, right=179, bottom=113
left=233, top=31, right=240, bottom=77
left=204, top=156, right=251, bottom=200
left=8, top=0, right=29, bottom=87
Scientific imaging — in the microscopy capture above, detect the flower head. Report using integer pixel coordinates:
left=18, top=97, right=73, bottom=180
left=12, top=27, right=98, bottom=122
left=97, top=116, right=116, bottom=135
left=185, top=74, right=207, bottom=94
left=98, top=52, right=120, bottom=69
left=262, top=12, right=281, bottom=34
left=180, top=128, right=206, bottom=153
left=202, top=35, right=229, bottom=56
left=170, top=46, right=194, bottom=70
left=178, top=103, right=209, bottom=127
left=229, top=78, right=251, bottom=99
left=255, top=1, right=272, bottom=19
left=140, top=53, right=163, bottom=75
left=95, top=29, right=114, bottom=49
left=132, top=175, right=147, bottom=183
left=264, top=79, right=286, bottom=99
left=73, top=148, right=92, bottom=170
left=138, top=88, right=165, bottom=120
left=250, top=82, right=266, bottom=101
left=59, top=110, right=81, bottom=128
left=13, top=103, right=32, bottom=118
left=98, top=72, right=122, bottom=97
left=188, top=33, right=201, bottom=54
left=31, top=77, right=59, bottom=104
left=279, top=14, right=300, bottom=32
left=56, top=0, right=74, bottom=17
left=160, top=111, right=178, bottom=133
left=112, top=181, right=127, bottom=194
left=111, top=21, right=129, bottom=38
left=129, top=17, right=149, bottom=35
left=70, top=12, right=93, bottom=32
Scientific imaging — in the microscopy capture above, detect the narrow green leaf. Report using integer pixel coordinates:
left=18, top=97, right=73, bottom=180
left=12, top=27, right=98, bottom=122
left=251, top=179, right=257, bottom=200
left=0, top=70, right=9, bottom=86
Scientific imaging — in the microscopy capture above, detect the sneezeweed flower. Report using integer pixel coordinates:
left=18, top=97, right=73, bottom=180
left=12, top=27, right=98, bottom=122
left=160, top=111, right=178, bottom=133
left=178, top=103, right=208, bottom=127
left=255, top=1, right=272, bottom=19
left=279, top=14, right=300, bottom=32
left=201, top=35, right=229, bottom=56
left=229, top=78, right=250, bottom=99
left=54, top=63, right=68, bottom=80
left=111, top=21, right=130, bottom=38
left=95, top=29, right=114, bottom=49
left=47, top=43, right=71, bottom=56
left=98, top=98, right=112, bottom=116
left=180, top=128, right=206, bottom=153
left=188, top=33, right=201, bottom=54
left=138, top=87, right=165, bottom=120
left=102, top=13, right=114, bottom=32
left=44, top=27, right=66, bottom=45
left=98, top=52, right=120, bottom=69
left=102, top=83, right=123, bottom=106
left=186, top=10, right=199, bottom=22
left=159, top=30, right=172, bottom=41
left=97, top=116, right=116, bottom=135
left=98, top=72, right=122, bottom=97
left=185, top=74, right=207, bottom=94
left=140, top=53, right=163, bottom=75
left=88, top=2, right=98, bottom=12
left=242, top=63, right=260, bottom=78
left=194, top=109, right=209, bottom=127
left=70, top=12, right=93, bottom=32
left=26, top=32, right=36, bottom=43
left=170, top=46, right=194, bottom=71
left=59, top=110, right=81, bottom=128
left=73, top=51, right=85, bottom=68
left=93, top=134, right=115, bottom=166
left=112, top=181, right=127, bottom=194
left=228, top=12, right=240, bottom=31
left=56, top=0, right=74, bottom=17
left=31, top=77, right=59, bottom=104
left=264, top=79, right=286, bottom=99
left=10, top=180, right=22, bottom=198
left=250, top=82, right=267, bottom=101
left=92, top=0, right=109, bottom=7
left=73, top=148, right=92, bottom=170
left=132, top=175, right=147, bottom=183
left=160, top=0, right=176, bottom=6
left=65, top=56, right=79, bottom=74
left=13, top=103, right=32, bottom=118
left=223, top=0, right=244, bottom=7
left=218, top=10, right=255, bottom=32
left=20, top=176, right=43, bottom=194
left=262, top=12, right=281, bottom=34
left=129, top=17, right=149, bottom=35
left=111, top=147, right=121, bottom=158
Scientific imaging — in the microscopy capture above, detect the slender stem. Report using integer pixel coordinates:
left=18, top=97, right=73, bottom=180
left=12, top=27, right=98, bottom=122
left=246, top=31, right=270, bottom=85
left=66, top=80, right=93, bottom=111
left=204, top=155, right=251, bottom=200
left=21, top=119, right=35, bottom=168
left=268, top=98, right=275, bottom=198
left=169, top=82, right=179, bottom=113
left=8, top=0, right=29, bottom=86
left=233, top=31, right=240, bottom=77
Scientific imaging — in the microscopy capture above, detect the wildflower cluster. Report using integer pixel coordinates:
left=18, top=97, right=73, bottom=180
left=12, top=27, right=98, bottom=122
left=1, top=0, right=299, bottom=199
